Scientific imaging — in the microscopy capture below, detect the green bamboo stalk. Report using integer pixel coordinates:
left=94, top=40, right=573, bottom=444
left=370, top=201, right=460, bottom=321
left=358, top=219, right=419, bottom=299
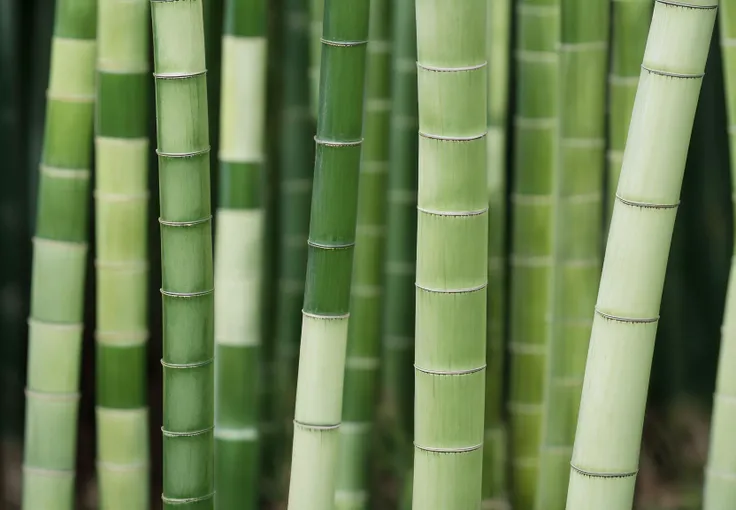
left=22, top=0, right=96, bottom=508
left=213, top=0, right=267, bottom=507
left=606, top=0, right=653, bottom=226
left=483, top=0, right=511, bottom=507
left=150, top=1, right=215, bottom=508
left=535, top=1, right=609, bottom=509
left=308, top=0, right=324, bottom=117
left=412, top=0, right=488, bottom=508
left=507, top=1, right=559, bottom=508
left=335, top=0, right=391, bottom=507
left=566, top=1, right=717, bottom=508
left=94, top=1, right=150, bottom=508
left=704, top=1, right=736, bottom=507
left=286, top=0, right=370, bottom=508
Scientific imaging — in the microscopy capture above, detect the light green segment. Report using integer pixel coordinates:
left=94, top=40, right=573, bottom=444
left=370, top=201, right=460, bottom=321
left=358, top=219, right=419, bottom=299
left=151, top=1, right=206, bottom=76
left=567, top=2, right=717, bottom=509
left=98, top=0, right=150, bottom=73
left=49, top=38, right=96, bottom=99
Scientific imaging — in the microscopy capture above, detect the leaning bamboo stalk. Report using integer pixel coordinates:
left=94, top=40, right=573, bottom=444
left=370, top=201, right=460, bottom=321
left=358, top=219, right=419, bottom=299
left=22, top=0, right=96, bottom=508
left=566, top=1, right=717, bottom=508
left=213, top=0, right=267, bottom=507
left=703, top=1, right=736, bottom=507
left=412, top=0, right=488, bottom=508
left=150, top=0, right=215, bottom=507
left=94, top=1, right=150, bottom=508
left=286, top=0, right=370, bottom=508
left=507, top=0, right=559, bottom=508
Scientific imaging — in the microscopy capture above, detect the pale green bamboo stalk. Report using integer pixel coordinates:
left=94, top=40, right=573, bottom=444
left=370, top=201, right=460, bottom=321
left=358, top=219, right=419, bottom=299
left=286, top=1, right=370, bottom=508
left=566, top=1, right=717, bottom=508
left=308, top=0, right=324, bottom=117
left=213, top=0, right=267, bottom=507
left=22, top=1, right=96, bottom=508
left=94, top=1, right=150, bottom=508
left=508, top=1, right=559, bottom=508
left=606, top=0, right=653, bottom=227
left=703, top=1, right=736, bottom=507
left=412, top=0, right=488, bottom=508
left=483, top=0, right=511, bottom=507
left=335, top=0, right=391, bottom=507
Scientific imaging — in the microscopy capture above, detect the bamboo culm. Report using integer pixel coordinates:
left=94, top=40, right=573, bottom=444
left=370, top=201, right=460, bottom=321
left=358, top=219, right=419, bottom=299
left=412, top=0, right=488, bottom=508
left=22, top=0, right=96, bottom=508
left=213, top=0, right=267, bottom=508
left=95, top=0, right=151, bottom=508
left=566, top=1, right=717, bottom=508
left=150, top=0, right=215, bottom=508
left=286, top=0, right=370, bottom=508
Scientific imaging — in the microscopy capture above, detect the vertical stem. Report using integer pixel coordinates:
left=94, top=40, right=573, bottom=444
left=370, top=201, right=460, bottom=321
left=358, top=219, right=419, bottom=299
left=22, top=1, right=97, bottom=508
left=566, top=2, right=716, bottom=508
left=412, top=0, right=488, bottom=508
left=507, top=0, right=559, bottom=507
left=213, top=0, right=267, bottom=507
left=95, top=1, right=151, bottom=508
left=286, top=0, right=371, bottom=508
left=150, top=1, right=215, bottom=508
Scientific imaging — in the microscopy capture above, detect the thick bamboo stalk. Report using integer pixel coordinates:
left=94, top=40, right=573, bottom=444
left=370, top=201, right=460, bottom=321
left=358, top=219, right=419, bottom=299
left=334, top=0, right=391, bottom=507
left=704, top=1, right=736, bottom=507
left=22, top=1, right=96, bottom=508
left=412, top=0, right=488, bottom=508
left=94, top=1, right=150, bottom=508
left=566, top=1, right=717, bottom=508
left=308, top=0, right=324, bottom=117
left=150, top=1, right=215, bottom=508
left=286, top=0, right=370, bottom=508
left=483, top=0, right=511, bottom=507
left=507, top=1, right=559, bottom=508
left=606, top=0, right=653, bottom=227
left=535, top=1, right=609, bottom=509
left=213, top=0, right=267, bottom=507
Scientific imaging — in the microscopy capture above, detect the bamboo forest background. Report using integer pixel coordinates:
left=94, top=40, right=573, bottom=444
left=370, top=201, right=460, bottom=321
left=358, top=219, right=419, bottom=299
left=0, top=0, right=731, bottom=509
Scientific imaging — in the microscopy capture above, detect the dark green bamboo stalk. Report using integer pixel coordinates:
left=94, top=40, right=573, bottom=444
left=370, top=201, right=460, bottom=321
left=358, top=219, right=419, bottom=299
left=150, top=1, right=214, bottom=508
left=22, top=1, right=96, bottom=508
left=286, top=0, right=370, bottom=507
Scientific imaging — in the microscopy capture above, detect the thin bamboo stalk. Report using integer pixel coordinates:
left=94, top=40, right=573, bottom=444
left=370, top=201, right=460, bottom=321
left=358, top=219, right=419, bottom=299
left=308, top=0, right=324, bottom=117
left=213, top=0, right=267, bottom=507
left=150, top=0, right=215, bottom=508
left=507, top=0, right=559, bottom=507
left=535, top=1, right=609, bottom=508
left=334, top=0, right=391, bottom=507
left=606, top=0, right=653, bottom=227
left=286, top=0, right=370, bottom=507
left=483, top=0, right=511, bottom=507
left=412, top=0, right=488, bottom=508
left=566, top=1, right=717, bottom=508
left=703, top=1, right=736, bottom=507
left=22, top=0, right=96, bottom=508
left=94, top=1, right=150, bottom=508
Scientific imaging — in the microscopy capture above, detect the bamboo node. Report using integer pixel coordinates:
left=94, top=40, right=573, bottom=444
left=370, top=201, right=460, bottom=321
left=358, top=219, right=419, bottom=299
left=158, top=215, right=212, bottom=227
left=414, top=442, right=483, bottom=454
left=301, top=310, right=350, bottom=320
left=96, top=460, right=149, bottom=472
left=340, top=422, right=372, bottom=434
left=615, top=194, right=680, bottom=210
left=22, top=465, right=74, bottom=477
left=570, top=462, right=638, bottom=478
left=640, top=64, right=704, bottom=80
left=95, top=329, right=150, bottom=346
left=655, top=0, right=717, bottom=10
left=161, top=425, right=214, bottom=438
left=161, top=491, right=215, bottom=504
left=160, top=287, right=214, bottom=298
left=595, top=308, right=659, bottom=324
left=417, top=61, right=487, bottom=73
left=415, top=281, right=488, bottom=294
left=24, top=388, right=80, bottom=401
left=414, top=364, right=486, bottom=376
left=320, top=38, right=368, bottom=47
left=152, top=69, right=207, bottom=80
left=40, top=165, right=91, bottom=179
left=307, top=239, right=355, bottom=250
left=419, top=130, right=487, bottom=142
left=27, top=317, right=84, bottom=332
left=156, top=146, right=210, bottom=158
left=417, top=205, right=488, bottom=217
left=214, top=426, right=259, bottom=441
left=558, top=42, right=607, bottom=52
left=93, top=190, right=150, bottom=201
left=160, top=357, right=214, bottom=369
left=314, top=136, right=363, bottom=147
left=293, top=419, right=340, bottom=431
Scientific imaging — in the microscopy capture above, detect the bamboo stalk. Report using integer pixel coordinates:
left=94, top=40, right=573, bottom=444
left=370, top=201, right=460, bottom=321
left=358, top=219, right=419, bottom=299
left=703, top=1, right=736, bottom=507
left=566, top=1, right=717, bottom=508
left=22, top=0, right=96, bottom=508
left=483, top=0, right=511, bottom=507
left=286, top=0, right=370, bottom=507
left=150, top=0, right=215, bottom=508
left=94, top=1, right=150, bottom=508
left=535, top=1, right=609, bottom=509
left=507, top=0, right=559, bottom=507
left=412, top=0, right=488, bottom=508
left=606, top=0, right=653, bottom=227
left=213, top=0, right=267, bottom=507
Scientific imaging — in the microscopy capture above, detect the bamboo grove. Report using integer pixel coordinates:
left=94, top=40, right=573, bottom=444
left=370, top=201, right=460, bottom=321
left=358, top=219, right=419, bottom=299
left=4, top=0, right=736, bottom=509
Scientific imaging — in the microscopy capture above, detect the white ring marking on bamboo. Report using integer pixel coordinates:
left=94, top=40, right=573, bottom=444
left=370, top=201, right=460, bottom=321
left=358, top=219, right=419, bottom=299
left=161, top=492, right=215, bottom=504
left=351, top=284, right=382, bottom=298
left=22, top=465, right=74, bottom=477
left=32, top=236, right=88, bottom=250
left=515, top=50, right=557, bottom=63
left=419, top=131, right=487, bottom=142
left=414, top=364, right=486, bottom=376
left=320, top=38, right=368, bottom=47
left=156, top=147, right=211, bottom=158
left=45, top=90, right=96, bottom=102
left=346, top=357, right=380, bottom=370
left=609, top=74, right=639, bottom=86
left=414, top=442, right=483, bottom=454
left=40, top=166, right=91, bottom=179
left=334, top=490, right=369, bottom=504
left=94, top=260, right=149, bottom=270
left=415, top=282, right=488, bottom=294
left=508, top=342, right=546, bottom=355
left=361, top=161, right=389, bottom=174
left=27, top=317, right=83, bottom=331
left=615, top=194, right=680, bottom=209
left=96, top=460, right=149, bottom=472
left=293, top=419, right=340, bottom=431
left=161, top=425, right=213, bottom=437
left=594, top=308, right=659, bottom=324
left=158, top=215, right=212, bottom=227
left=561, top=137, right=606, bottom=149
left=641, top=64, right=704, bottom=79
left=368, top=40, right=391, bottom=54
left=301, top=310, right=350, bottom=320
left=96, top=330, right=149, bottom=346
left=160, top=357, right=214, bottom=369
left=570, top=463, right=638, bottom=478
left=416, top=205, right=488, bottom=217
left=314, top=136, right=363, bottom=147
left=152, top=69, right=208, bottom=79
left=558, top=42, right=607, bottom=51
left=416, top=61, right=487, bottom=73
left=94, top=190, right=150, bottom=201
left=655, top=0, right=717, bottom=9
left=340, top=422, right=372, bottom=434
left=307, top=239, right=355, bottom=249
left=160, top=288, right=214, bottom=298
left=510, top=255, right=552, bottom=267
left=214, top=427, right=259, bottom=441
left=24, top=388, right=80, bottom=401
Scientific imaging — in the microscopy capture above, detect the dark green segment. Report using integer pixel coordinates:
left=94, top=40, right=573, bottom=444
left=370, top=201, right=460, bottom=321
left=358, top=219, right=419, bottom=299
left=303, top=245, right=354, bottom=314
left=35, top=172, right=90, bottom=242
left=162, top=430, right=214, bottom=498
left=162, top=292, right=214, bottom=364
left=163, top=361, right=214, bottom=432
left=43, top=99, right=95, bottom=170
left=96, top=344, right=147, bottom=408
left=611, top=2, right=652, bottom=79
left=223, top=0, right=265, bottom=37
left=218, top=161, right=262, bottom=209
left=215, top=438, right=258, bottom=510
left=316, top=45, right=368, bottom=141
left=216, top=344, right=260, bottom=427
left=322, top=0, right=370, bottom=44
left=160, top=222, right=214, bottom=293
left=97, top=72, right=149, bottom=138
left=54, top=0, right=97, bottom=39
left=159, top=153, right=212, bottom=222
left=342, top=365, right=380, bottom=421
